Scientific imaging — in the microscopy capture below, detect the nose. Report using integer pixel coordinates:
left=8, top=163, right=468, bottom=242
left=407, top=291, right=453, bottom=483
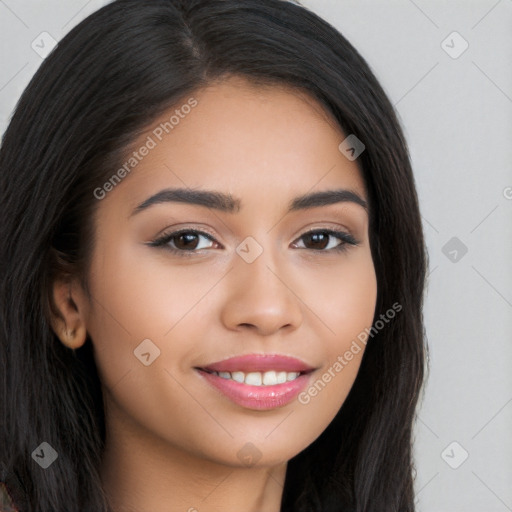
left=220, top=247, right=303, bottom=336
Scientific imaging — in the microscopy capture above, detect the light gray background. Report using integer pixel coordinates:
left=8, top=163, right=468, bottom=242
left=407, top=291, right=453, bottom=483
left=1, top=1, right=511, bottom=511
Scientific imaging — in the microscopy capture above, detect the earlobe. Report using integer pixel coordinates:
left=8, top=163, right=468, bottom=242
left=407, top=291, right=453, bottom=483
left=50, top=278, right=88, bottom=350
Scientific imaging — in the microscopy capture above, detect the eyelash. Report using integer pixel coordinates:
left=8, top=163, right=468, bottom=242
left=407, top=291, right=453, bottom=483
left=148, top=227, right=359, bottom=257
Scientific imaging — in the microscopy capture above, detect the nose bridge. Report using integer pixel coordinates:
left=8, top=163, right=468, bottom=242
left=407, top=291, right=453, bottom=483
left=235, top=235, right=284, bottom=299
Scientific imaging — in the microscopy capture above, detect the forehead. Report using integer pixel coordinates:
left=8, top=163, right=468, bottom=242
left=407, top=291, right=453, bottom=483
left=102, top=76, right=367, bottom=213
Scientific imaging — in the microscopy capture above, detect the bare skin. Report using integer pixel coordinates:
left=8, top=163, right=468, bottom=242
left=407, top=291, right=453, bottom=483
left=50, top=75, right=377, bottom=512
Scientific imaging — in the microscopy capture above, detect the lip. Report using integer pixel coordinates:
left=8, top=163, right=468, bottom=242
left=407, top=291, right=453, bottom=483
left=198, top=354, right=316, bottom=373
left=195, top=368, right=314, bottom=410
left=194, top=354, right=317, bottom=410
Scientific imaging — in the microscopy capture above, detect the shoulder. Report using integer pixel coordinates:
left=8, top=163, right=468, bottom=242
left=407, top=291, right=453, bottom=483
left=0, top=482, right=20, bottom=512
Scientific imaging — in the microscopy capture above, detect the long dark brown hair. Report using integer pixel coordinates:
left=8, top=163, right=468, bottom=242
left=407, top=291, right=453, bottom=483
left=0, top=0, right=428, bottom=510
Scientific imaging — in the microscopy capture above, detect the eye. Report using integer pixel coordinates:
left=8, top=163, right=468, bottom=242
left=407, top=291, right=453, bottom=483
left=148, top=229, right=218, bottom=255
left=292, top=229, right=359, bottom=252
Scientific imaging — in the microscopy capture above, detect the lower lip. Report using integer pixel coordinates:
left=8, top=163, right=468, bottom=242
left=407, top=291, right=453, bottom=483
left=195, top=369, right=312, bottom=410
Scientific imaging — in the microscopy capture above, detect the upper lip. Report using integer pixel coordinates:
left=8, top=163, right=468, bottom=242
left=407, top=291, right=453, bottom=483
left=197, top=354, right=316, bottom=374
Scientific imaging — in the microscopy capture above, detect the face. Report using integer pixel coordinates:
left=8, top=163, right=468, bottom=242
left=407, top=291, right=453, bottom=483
left=63, top=76, right=377, bottom=468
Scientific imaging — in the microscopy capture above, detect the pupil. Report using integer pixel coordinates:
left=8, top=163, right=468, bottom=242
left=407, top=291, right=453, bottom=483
left=176, top=233, right=198, bottom=250
left=307, top=232, right=328, bottom=250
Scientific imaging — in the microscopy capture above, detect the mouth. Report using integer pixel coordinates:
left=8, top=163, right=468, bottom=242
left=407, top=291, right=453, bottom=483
left=194, top=354, right=317, bottom=410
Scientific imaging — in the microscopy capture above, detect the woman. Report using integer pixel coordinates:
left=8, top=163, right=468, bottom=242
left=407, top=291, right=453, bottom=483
left=0, top=0, right=428, bottom=510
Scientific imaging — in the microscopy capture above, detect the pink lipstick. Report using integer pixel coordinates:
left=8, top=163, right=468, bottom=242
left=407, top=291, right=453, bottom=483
left=195, top=354, right=316, bottom=410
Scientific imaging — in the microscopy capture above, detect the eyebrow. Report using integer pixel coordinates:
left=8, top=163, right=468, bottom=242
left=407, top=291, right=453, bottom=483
left=130, top=187, right=368, bottom=217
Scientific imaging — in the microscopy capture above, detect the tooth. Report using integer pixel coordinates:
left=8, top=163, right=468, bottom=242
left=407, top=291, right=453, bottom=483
left=276, top=371, right=287, bottom=384
left=211, top=369, right=301, bottom=385
left=231, top=371, right=245, bottom=383
left=245, top=372, right=262, bottom=386
left=262, top=370, right=278, bottom=385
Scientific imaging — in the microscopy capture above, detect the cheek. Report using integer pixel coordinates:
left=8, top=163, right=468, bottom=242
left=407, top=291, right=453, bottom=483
left=82, top=243, right=211, bottom=451
left=303, top=250, right=377, bottom=340
left=326, top=251, right=377, bottom=373
left=293, top=251, right=377, bottom=425
left=83, top=238, right=225, bottom=397
left=83, top=241, right=171, bottom=389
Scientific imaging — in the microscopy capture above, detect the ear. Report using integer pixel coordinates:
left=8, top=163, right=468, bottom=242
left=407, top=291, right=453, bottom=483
left=49, top=277, right=88, bottom=349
